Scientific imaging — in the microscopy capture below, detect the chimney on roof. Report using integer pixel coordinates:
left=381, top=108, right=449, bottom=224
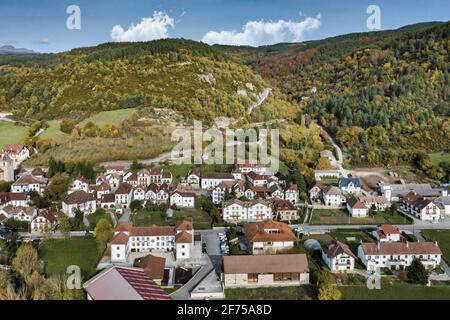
left=435, top=241, right=438, bottom=247
left=406, top=242, right=409, bottom=248
left=377, top=242, right=380, bottom=250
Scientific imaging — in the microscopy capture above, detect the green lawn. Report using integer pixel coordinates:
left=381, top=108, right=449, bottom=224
left=132, top=208, right=212, bottom=229
left=428, top=152, right=450, bottom=165
left=77, top=108, right=137, bottom=128
left=87, top=210, right=113, bottom=229
left=225, top=286, right=313, bottom=300
left=329, top=229, right=375, bottom=253
left=421, top=230, right=450, bottom=263
left=161, top=163, right=232, bottom=183
left=340, top=282, right=450, bottom=300
left=38, top=238, right=101, bottom=279
left=311, top=209, right=412, bottom=225
left=0, top=121, right=28, bottom=149
left=40, top=120, right=71, bottom=144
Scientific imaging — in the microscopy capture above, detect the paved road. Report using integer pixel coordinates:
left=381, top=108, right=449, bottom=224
left=247, top=88, right=272, bottom=115
left=119, top=209, right=131, bottom=223
left=314, top=122, right=343, bottom=165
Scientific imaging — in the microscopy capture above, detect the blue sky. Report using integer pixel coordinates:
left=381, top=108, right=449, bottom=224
left=0, top=0, right=449, bottom=52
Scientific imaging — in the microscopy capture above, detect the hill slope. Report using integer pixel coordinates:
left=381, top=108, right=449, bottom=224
left=0, top=39, right=294, bottom=123
left=218, top=22, right=450, bottom=169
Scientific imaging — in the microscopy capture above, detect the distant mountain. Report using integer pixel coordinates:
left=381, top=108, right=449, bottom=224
left=0, top=45, right=35, bottom=55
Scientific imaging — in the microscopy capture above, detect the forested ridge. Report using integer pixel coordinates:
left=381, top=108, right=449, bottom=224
left=221, top=22, right=450, bottom=171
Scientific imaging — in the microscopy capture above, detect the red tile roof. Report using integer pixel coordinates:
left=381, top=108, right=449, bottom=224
left=244, top=220, right=297, bottom=243
left=361, top=242, right=442, bottom=256
left=84, top=266, right=170, bottom=300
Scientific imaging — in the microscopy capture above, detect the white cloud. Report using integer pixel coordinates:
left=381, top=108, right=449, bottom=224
left=39, top=38, right=50, bottom=45
left=201, top=14, right=321, bottom=46
left=111, top=11, right=174, bottom=42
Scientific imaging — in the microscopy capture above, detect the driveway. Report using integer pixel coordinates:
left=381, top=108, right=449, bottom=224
left=199, top=229, right=224, bottom=275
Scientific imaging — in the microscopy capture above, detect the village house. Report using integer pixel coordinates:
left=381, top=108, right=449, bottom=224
left=309, top=181, right=322, bottom=201
left=111, top=220, right=194, bottom=263
left=245, top=171, right=267, bottom=187
left=401, top=192, right=441, bottom=222
left=0, top=205, right=36, bottom=222
left=137, top=167, right=166, bottom=186
left=146, top=183, right=171, bottom=204
left=123, top=172, right=138, bottom=187
left=346, top=195, right=369, bottom=217
left=435, top=196, right=450, bottom=216
left=244, top=220, right=297, bottom=254
left=358, top=241, right=442, bottom=271
left=186, top=170, right=201, bottom=187
left=271, top=199, right=299, bottom=221
left=234, top=161, right=267, bottom=175
left=322, top=186, right=345, bottom=206
left=89, top=181, right=110, bottom=199
left=83, top=266, right=170, bottom=300
left=133, top=254, right=166, bottom=285
left=115, top=183, right=133, bottom=213
left=380, top=183, right=447, bottom=202
left=314, top=169, right=341, bottom=181
left=320, top=150, right=335, bottom=162
left=223, top=254, right=309, bottom=288
left=132, top=186, right=147, bottom=202
left=1, top=144, right=30, bottom=169
left=101, top=193, right=116, bottom=210
left=360, top=195, right=389, bottom=211
left=0, top=192, right=28, bottom=209
left=31, top=207, right=58, bottom=233
left=338, top=178, right=362, bottom=194
left=104, top=165, right=126, bottom=176
left=322, top=241, right=356, bottom=273
left=201, top=172, right=235, bottom=190
left=0, top=153, right=14, bottom=182
left=170, top=190, right=195, bottom=208
left=284, top=183, right=299, bottom=204
left=372, top=224, right=402, bottom=242
left=69, top=176, right=90, bottom=194
left=62, top=190, right=97, bottom=217
left=222, top=199, right=273, bottom=223
left=268, top=183, right=284, bottom=200
left=212, top=181, right=236, bottom=204
left=11, top=174, right=46, bottom=194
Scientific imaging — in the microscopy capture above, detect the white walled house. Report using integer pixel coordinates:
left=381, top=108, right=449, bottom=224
left=111, top=220, right=194, bottom=263
left=222, top=199, right=272, bottom=223
left=346, top=196, right=369, bottom=217
left=70, top=177, right=90, bottom=194
left=322, top=241, right=356, bottom=273
left=245, top=171, right=267, bottom=187
left=146, top=183, right=170, bottom=204
left=358, top=242, right=442, bottom=271
left=0, top=192, right=28, bottom=209
left=435, top=196, right=450, bottom=216
left=115, top=183, right=133, bottom=212
left=212, top=181, right=236, bottom=205
left=284, top=183, right=299, bottom=204
left=338, top=178, right=361, bottom=194
left=170, top=191, right=195, bottom=208
left=133, top=186, right=147, bottom=201
left=223, top=254, right=309, bottom=289
left=0, top=205, right=36, bottom=222
left=186, top=170, right=201, bottom=187
left=234, top=162, right=267, bottom=175
left=322, top=186, right=345, bottom=206
left=11, top=174, right=46, bottom=194
left=244, top=220, right=297, bottom=254
left=31, top=208, right=58, bottom=233
left=372, top=224, right=402, bottom=242
left=201, top=172, right=235, bottom=190
left=62, top=190, right=97, bottom=217
left=2, top=144, right=30, bottom=169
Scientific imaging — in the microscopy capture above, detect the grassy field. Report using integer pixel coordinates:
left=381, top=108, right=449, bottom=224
left=225, top=286, right=313, bottom=300
left=38, top=238, right=101, bottom=279
left=421, top=230, right=450, bottom=263
left=162, top=163, right=232, bottom=183
left=340, top=283, right=450, bottom=300
left=77, top=108, right=138, bottom=128
left=429, top=152, right=450, bottom=165
left=311, top=209, right=412, bottom=225
left=132, top=208, right=212, bottom=229
left=329, top=229, right=375, bottom=252
left=0, top=121, right=28, bottom=149
left=40, top=120, right=71, bottom=144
